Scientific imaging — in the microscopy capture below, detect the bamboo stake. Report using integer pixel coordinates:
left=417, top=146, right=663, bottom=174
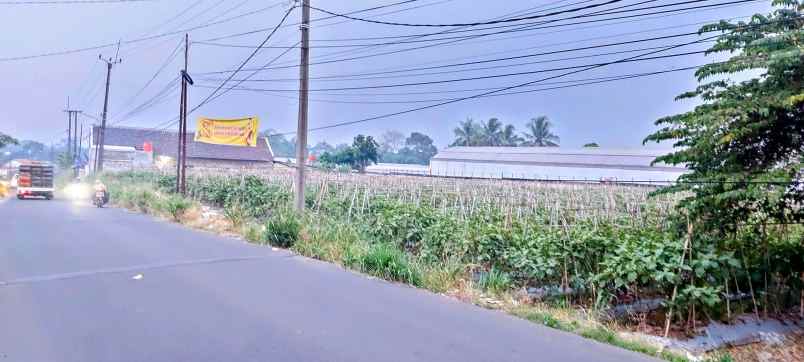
left=664, top=217, right=693, bottom=338
left=725, top=273, right=731, bottom=321
left=800, top=271, right=803, bottom=319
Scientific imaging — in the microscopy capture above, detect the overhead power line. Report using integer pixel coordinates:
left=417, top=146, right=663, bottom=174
left=271, top=32, right=721, bottom=136
left=200, top=49, right=710, bottom=92
left=0, top=0, right=154, bottom=4
left=125, top=4, right=298, bottom=135
left=197, top=0, right=762, bottom=73
left=0, top=0, right=285, bottom=62
left=308, top=0, right=626, bottom=27
left=194, top=64, right=705, bottom=104
left=190, top=5, right=297, bottom=114
left=200, top=0, right=422, bottom=42
left=197, top=31, right=715, bottom=82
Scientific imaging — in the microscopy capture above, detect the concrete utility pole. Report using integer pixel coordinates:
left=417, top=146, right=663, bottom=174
left=294, top=0, right=310, bottom=212
left=96, top=54, right=122, bottom=173
left=64, top=98, right=82, bottom=176
left=78, top=122, right=83, bottom=165
left=65, top=98, right=72, bottom=160
left=176, top=33, right=190, bottom=195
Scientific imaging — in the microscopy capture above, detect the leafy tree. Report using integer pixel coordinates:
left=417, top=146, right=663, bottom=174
left=0, top=132, right=17, bottom=149
left=481, top=118, right=504, bottom=146
left=645, top=1, right=804, bottom=227
left=379, top=131, right=438, bottom=165
left=500, top=124, right=523, bottom=146
left=319, top=135, right=379, bottom=172
left=1, top=139, right=51, bottom=164
left=56, top=152, right=73, bottom=169
left=451, top=118, right=481, bottom=146
left=583, top=142, right=600, bottom=148
left=309, top=141, right=334, bottom=156
left=522, top=116, right=560, bottom=147
left=352, top=135, right=380, bottom=172
left=644, top=0, right=804, bottom=321
left=379, top=130, right=405, bottom=154
left=261, top=129, right=295, bottom=157
left=403, top=132, right=438, bottom=164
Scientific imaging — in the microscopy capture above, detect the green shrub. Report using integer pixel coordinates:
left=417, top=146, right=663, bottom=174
left=132, top=188, right=157, bottom=213
left=293, top=216, right=361, bottom=263
left=420, top=215, right=465, bottom=262
left=358, top=243, right=421, bottom=286
left=162, top=194, right=192, bottom=222
left=264, top=208, right=301, bottom=248
left=224, top=201, right=248, bottom=229
left=156, top=175, right=176, bottom=191
left=465, top=212, right=509, bottom=265
left=242, top=222, right=265, bottom=243
left=417, top=258, right=467, bottom=293
left=368, top=200, right=436, bottom=251
left=477, top=267, right=512, bottom=295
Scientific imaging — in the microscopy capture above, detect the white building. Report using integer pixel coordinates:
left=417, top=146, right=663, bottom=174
left=429, top=147, right=687, bottom=184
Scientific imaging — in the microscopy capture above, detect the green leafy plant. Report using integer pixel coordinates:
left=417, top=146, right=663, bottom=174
left=264, top=208, right=302, bottom=248
left=162, top=194, right=192, bottom=222
left=223, top=201, right=248, bottom=229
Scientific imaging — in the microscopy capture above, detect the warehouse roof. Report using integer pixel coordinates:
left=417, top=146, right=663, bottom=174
left=431, top=147, right=686, bottom=171
left=92, top=126, right=273, bottom=162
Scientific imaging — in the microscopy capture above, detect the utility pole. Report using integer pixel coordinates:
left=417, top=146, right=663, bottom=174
left=78, top=122, right=83, bottom=171
left=66, top=98, right=72, bottom=161
left=294, top=0, right=310, bottom=212
left=73, top=113, right=78, bottom=158
left=176, top=53, right=185, bottom=193
left=96, top=54, right=122, bottom=173
left=64, top=99, right=81, bottom=176
left=176, top=33, right=190, bottom=194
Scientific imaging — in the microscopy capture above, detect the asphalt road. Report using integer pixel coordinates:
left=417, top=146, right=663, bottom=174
left=0, top=197, right=655, bottom=362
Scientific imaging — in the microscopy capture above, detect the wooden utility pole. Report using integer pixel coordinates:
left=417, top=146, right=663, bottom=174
left=96, top=54, right=122, bottom=173
left=294, top=0, right=310, bottom=212
left=181, top=34, right=190, bottom=195
left=176, top=33, right=190, bottom=194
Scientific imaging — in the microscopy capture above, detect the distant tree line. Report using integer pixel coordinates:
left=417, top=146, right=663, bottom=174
left=451, top=116, right=562, bottom=147
left=261, top=129, right=438, bottom=168
left=377, top=130, right=437, bottom=165
left=318, top=135, right=380, bottom=173
left=0, top=132, right=17, bottom=149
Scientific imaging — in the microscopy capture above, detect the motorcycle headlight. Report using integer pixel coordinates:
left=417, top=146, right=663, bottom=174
left=65, top=183, right=90, bottom=200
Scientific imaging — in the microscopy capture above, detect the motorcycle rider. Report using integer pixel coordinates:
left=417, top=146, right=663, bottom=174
left=94, top=179, right=108, bottom=204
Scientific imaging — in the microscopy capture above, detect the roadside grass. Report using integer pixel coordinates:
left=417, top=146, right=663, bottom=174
left=415, top=258, right=466, bottom=293
left=355, top=243, right=422, bottom=286
left=476, top=267, right=513, bottom=296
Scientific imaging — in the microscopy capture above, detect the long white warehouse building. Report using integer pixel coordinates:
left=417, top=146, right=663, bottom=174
left=429, top=147, right=687, bottom=183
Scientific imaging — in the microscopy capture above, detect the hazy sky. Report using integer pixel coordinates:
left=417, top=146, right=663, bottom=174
left=0, top=0, right=771, bottom=149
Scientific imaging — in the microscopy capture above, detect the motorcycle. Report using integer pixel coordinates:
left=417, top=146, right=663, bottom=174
left=93, top=190, right=107, bottom=208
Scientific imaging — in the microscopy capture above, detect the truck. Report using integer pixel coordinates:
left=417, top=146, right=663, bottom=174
left=16, top=161, right=54, bottom=200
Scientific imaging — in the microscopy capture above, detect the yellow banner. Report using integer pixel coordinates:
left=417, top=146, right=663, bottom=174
left=195, top=117, right=259, bottom=147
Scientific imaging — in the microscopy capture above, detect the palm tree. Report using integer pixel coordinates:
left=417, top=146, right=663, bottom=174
left=500, top=124, right=523, bottom=146
left=481, top=118, right=503, bottom=146
left=521, top=116, right=560, bottom=147
left=451, top=118, right=480, bottom=146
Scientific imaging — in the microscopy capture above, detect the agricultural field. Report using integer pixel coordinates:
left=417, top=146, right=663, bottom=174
left=105, top=168, right=803, bottom=360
